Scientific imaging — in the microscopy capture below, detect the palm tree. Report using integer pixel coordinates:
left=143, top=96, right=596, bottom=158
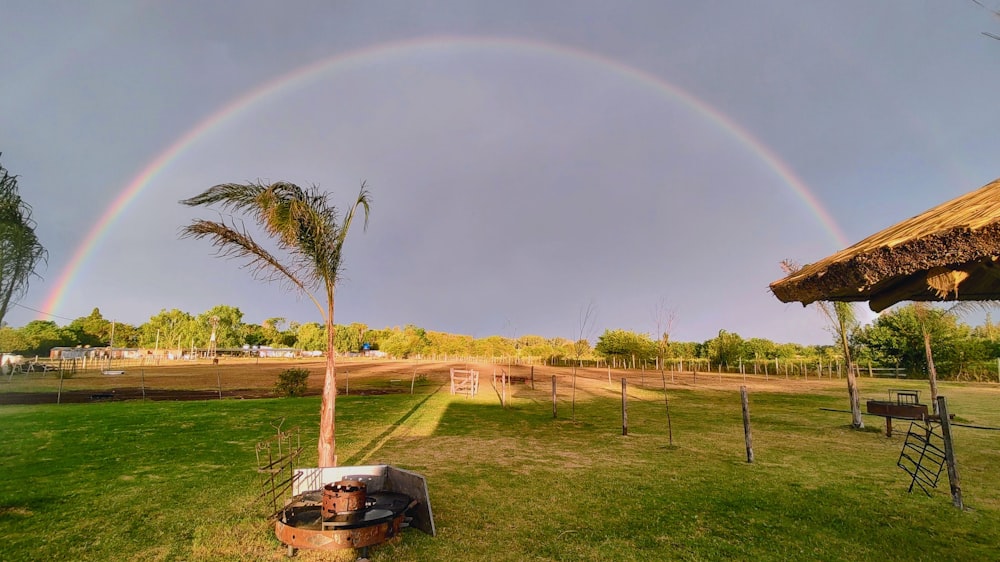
left=180, top=180, right=370, bottom=467
left=0, top=157, right=47, bottom=329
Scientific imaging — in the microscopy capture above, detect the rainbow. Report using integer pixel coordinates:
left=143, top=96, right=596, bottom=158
left=40, top=35, right=848, bottom=319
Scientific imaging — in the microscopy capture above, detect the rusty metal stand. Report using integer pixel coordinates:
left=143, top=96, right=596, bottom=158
left=255, top=418, right=303, bottom=517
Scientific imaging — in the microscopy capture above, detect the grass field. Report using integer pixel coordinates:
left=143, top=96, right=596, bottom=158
left=2, top=361, right=999, bottom=560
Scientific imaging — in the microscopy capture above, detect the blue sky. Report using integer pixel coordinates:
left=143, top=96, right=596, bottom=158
left=3, top=1, right=1000, bottom=344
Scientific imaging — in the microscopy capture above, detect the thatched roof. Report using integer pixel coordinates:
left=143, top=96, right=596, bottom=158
left=770, top=178, right=1000, bottom=312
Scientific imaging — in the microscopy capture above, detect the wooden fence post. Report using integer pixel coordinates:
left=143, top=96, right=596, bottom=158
left=411, top=361, right=418, bottom=395
left=621, top=378, right=628, bottom=436
left=552, top=376, right=557, bottom=419
left=502, top=368, right=507, bottom=408
left=937, top=396, right=963, bottom=509
left=741, top=386, right=754, bottom=464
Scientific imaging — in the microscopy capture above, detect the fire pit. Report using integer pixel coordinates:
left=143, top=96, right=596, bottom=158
left=322, top=479, right=372, bottom=518
left=275, top=465, right=434, bottom=557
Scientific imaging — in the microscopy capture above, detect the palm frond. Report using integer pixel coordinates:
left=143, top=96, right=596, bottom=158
left=0, top=159, right=47, bottom=325
left=179, top=182, right=268, bottom=213
left=178, top=218, right=326, bottom=319
left=946, top=300, right=1000, bottom=317
left=180, top=179, right=372, bottom=320
left=328, top=182, right=372, bottom=283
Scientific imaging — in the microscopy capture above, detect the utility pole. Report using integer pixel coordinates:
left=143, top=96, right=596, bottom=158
left=107, top=320, right=116, bottom=370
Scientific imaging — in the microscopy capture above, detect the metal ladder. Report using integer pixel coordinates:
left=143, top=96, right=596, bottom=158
left=897, top=420, right=946, bottom=497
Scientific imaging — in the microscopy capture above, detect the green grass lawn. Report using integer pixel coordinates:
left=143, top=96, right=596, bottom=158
left=2, top=376, right=999, bottom=561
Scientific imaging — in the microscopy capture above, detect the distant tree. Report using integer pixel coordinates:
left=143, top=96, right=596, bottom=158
left=261, top=317, right=288, bottom=347
left=110, top=321, right=140, bottom=348
left=181, top=180, right=370, bottom=467
left=0, top=156, right=47, bottom=329
left=66, top=308, right=112, bottom=347
left=704, top=329, right=745, bottom=367
left=594, top=329, right=654, bottom=367
left=917, top=301, right=1000, bottom=410
left=517, top=334, right=551, bottom=359
left=194, top=305, right=244, bottom=349
left=983, top=311, right=997, bottom=341
left=471, top=334, right=513, bottom=359
left=0, top=324, right=29, bottom=353
left=856, top=301, right=997, bottom=408
left=295, top=322, right=326, bottom=351
left=17, top=320, right=72, bottom=356
left=856, top=304, right=956, bottom=374
left=140, top=308, right=196, bottom=354
left=776, top=341, right=812, bottom=360
left=362, top=327, right=391, bottom=351
left=333, top=322, right=368, bottom=353
left=241, top=323, right=267, bottom=347
left=380, top=325, right=430, bottom=358
left=744, top=338, right=778, bottom=361
left=427, top=330, right=473, bottom=357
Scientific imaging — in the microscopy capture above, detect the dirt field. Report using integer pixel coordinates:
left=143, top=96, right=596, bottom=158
left=0, top=358, right=430, bottom=405
left=0, top=356, right=849, bottom=406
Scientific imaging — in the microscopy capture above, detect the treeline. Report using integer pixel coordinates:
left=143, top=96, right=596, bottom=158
left=851, top=303, right=1000, bottom=381
left=589, top=304, right=1000, bottom=381
left=2, top=303, right=998, bottom=380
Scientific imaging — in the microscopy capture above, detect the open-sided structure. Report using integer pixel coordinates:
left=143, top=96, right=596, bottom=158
left=770, top=178, right=1000, bottom=311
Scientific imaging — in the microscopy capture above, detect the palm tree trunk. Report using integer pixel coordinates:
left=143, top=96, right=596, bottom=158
left=318, top=288, right=337, bottom=467
left=923, top=328, right=939, bottom=414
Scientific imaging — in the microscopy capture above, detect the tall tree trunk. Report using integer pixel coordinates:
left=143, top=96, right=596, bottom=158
left=839, top=314, right=864, bottom=429
left=845, top=360, right=863, bottom=428
left=318, top=289, right=337, bottom=467
left=923, top=328, right=939, bottom=414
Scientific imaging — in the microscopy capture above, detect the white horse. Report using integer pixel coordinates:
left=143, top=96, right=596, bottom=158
left=2, top=353, right=25, bottom=374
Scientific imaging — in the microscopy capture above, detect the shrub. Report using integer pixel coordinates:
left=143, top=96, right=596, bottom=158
left=275, top=368, right=309, bottom=397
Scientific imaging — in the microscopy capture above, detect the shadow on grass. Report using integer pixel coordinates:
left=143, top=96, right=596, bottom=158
left=341, top=384, right=445, bottom=465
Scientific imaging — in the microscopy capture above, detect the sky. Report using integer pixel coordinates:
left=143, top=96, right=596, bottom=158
left=3, top=1, right=1000, bottom=345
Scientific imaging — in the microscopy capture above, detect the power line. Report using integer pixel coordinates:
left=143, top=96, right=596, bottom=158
left=11, top=302, right=76, bottom=322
